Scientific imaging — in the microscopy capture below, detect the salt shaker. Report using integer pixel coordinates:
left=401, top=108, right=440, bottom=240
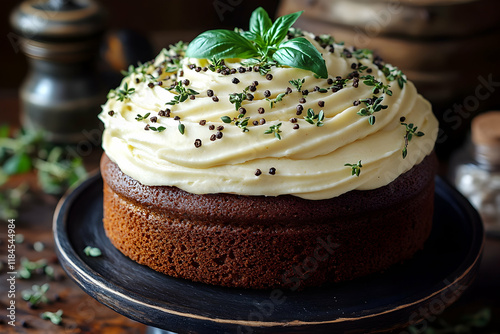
left=10, top=0, right=106, bottom=143
left=452, top=111, right=500, bottom=236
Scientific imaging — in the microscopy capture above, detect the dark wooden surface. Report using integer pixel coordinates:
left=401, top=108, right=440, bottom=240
left=1, top=94, right=500, bottom=333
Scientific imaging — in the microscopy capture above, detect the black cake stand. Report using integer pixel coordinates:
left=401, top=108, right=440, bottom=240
left=53, top=174, right=484, bottom=334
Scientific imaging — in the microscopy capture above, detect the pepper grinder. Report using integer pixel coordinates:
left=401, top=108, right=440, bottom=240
left=10, top=0, right=106, bottom=143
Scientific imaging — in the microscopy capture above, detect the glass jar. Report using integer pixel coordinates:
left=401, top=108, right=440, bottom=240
left=451, top=111, right=500, bottom=236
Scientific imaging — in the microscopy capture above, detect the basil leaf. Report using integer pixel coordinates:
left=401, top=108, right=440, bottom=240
left=265, top=11, right=302, bottom=46
left=186, top=29, right=259, bottom=59
left=241, top=31, right=266, bottom=50
left=249, top=7, right=272, bottom=38
left=273, top=38, right=328, bottom=78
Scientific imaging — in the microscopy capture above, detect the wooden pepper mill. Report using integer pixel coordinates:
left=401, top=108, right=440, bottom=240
left=10, top=0, right=106, bottom=143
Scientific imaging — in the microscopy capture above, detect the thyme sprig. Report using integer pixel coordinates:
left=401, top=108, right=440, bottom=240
left=0, top=125, right=87, bottom=203
left=120, top=62, right=150, bottom=77
left=383, top=65, right=407, bottom=89
left=361, top=75, right=393, bottom=96
left=304, top=108, right=325, bottom=127
left=401, top=122, right=425, bottom=159
left=241, top=59, right=278, bottom=76
left=149, top=126, right=166, bottom=132
left=264, top=123, right=283, bottom=140
left=41, top=310, right=63, bottom=325
left=208, top=57, right=226, bottom=72
left=357, top=96, right=388, bottom=125
left=267, top=92, right=286, bottom=108
left=289, top=78, right=305, bottom=92
left=221, top=114, right=250, bottom=132
left=329, top=77, right=349, bottom=91
left=166, top=81, right=199, bottom=106
left=135, top=113, right=150, bottom=121
left=229, top=87, right=250, bottom=110
left=18, top=257, right=54, bottom=280
left=352, top=48, right=373, bottom=60
left=345, top=160, right=363, bottom=177
left=314, top=34, right=335, bottom=48
left=22, top=283, right=50, bottom=307
left=107, top=82, right=136, bottom=102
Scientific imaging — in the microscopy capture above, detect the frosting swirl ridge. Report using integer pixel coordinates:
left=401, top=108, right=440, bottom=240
left=99, top=33, right=438, bottom=200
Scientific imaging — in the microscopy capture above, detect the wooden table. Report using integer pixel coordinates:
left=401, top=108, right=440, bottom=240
left=1, top=94, right=499, bottom=333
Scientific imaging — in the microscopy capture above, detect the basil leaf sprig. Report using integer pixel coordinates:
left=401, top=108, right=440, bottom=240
left=186, top=7, right=328, bottom=78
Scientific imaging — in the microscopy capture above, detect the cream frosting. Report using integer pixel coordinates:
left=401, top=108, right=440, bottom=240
left=99, top=33, right=438, bottom=200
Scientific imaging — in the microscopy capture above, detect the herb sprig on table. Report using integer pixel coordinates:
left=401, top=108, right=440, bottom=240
left=185, top=7, right=328, bottom=78
left=0, top=125, right=88, bottom=220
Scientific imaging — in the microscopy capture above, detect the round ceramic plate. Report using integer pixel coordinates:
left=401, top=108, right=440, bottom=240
left=54, top=174, right=484, bottom=334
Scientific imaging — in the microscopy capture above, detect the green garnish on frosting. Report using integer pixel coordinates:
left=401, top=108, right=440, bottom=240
left=221, top=115, right=250, bottom=132
left=264, top=123, right=283, bottom=140
left=383, top=65, right=407, bottom=89
left=304, top=108, right=325, bottom=127
left=107, top=82, right=135, bottom=102
left=166, top=81, right=199, bottom=106
left=345, top=161, right=363, bottom=177
left=401, top=122, right=425, bottom=159
left=135, top=113, right=150, bottom=121
left=361, top=75, right=393, bottom=96
left=185, top=7, right=328, bottom=79
left=289, top=78, right=305, bottom=92
left=357, top=96, right=388, bottom=125
left=267, top=92, right=286, bottom=108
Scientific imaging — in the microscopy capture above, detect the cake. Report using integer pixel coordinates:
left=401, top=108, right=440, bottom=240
left=99, top=7, right=439, bottom=289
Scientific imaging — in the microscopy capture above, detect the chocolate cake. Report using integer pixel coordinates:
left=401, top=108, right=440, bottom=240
left=98, top=7, right=439, bottom=289
left=102, top=153, right=436, bottom=289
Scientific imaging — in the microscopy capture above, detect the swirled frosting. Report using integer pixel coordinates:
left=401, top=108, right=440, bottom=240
left=99, top=33, right=438, bottom=200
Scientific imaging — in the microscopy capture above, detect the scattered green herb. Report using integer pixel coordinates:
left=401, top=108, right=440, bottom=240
left=35, top=147, right=87, bottom=195
left=352, top=48, right=373, bottom=60
left=361, top=75, right=392, bottom=96
left=208, top=57, right=226, bottom=72
left=18, top=258, right=49, bottom=279
left=41, top=309, right=63, bottom=326
left=401, top=122, right=425, bottom=159
left=83, top=246, right=102, bottom=257
left=107, top=82, right=136, bottom=102
left=149, top=126, right=166, bottom=132
left=264, top=123, right=283, bottom=140
left=135, top=113, right=151, bottom=121
left=120, top=62, right=150, bottom=78
left=289, top=78, right=305, bottom=92
left=383, top=65, right=407, bottom=89
left=178, top=122, right=186, bottom=135
left=0, top=125, right=88, bottom=214
left=22, top=283, right=50, bottom=307
left=229, top=87, right=250, bottom=111
left=315, top=34, right=335, bottom=48
left=166, top=81, right=199, bottom=106
left=345, top=160, right=363, bottom=177
left=221, top=114, right=250, bottom=132
left=185, top=7, right=328, bottom=78
left=304, top=108, right=325, bottom=127
left=267, top=92, right=286, bottom=108
left=357, top=96, right=388, bottom=125
left=0, top=183, right=28, bottom=221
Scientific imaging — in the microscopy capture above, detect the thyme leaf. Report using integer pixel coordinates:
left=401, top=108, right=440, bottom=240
left=264, top=123, right=283, bottom=140
left=344, top=160, right=363, bottom=177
